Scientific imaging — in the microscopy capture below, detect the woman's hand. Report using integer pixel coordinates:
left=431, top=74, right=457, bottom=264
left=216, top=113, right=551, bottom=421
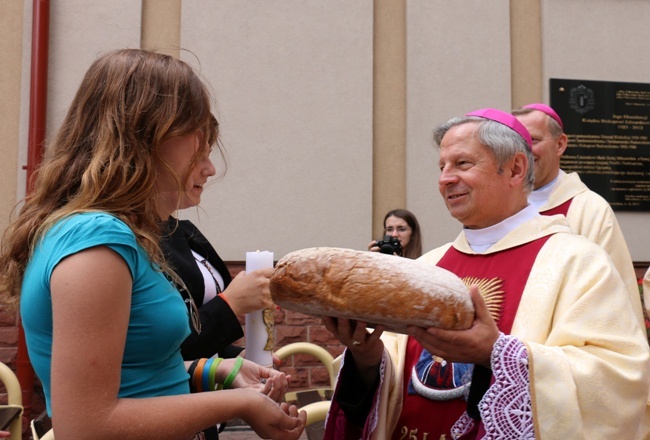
left=218, top=357, right=290, bottom=403
left=221, top=268, right=275, bottom=316
left=241, top=351, right=283, bottom=367
left=243, top=393, right=306, bottom=440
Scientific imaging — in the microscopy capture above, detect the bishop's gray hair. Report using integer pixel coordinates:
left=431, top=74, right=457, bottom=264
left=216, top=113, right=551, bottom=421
left=433, top=116, right=535, bottom=193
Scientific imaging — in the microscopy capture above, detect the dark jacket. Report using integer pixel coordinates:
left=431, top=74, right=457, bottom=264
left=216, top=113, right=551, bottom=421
left=161, top=218, right=244, bottom=360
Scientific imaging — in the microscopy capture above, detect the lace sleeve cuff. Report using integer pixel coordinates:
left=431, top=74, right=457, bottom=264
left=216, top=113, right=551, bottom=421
left=480, top=333, right=534, bottom=439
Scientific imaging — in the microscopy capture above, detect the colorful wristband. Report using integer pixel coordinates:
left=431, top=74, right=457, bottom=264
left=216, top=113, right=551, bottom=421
left=223, top=356, right=244, bottom=389
left=218, top=292, right=230, bottom=306
left=193, top=358, right=208, bottom=393
left=202, top=358, right=214, bottom=392
left=187, top=359, right=200, bottom=393
left=208, top=357, right=223, bottom=391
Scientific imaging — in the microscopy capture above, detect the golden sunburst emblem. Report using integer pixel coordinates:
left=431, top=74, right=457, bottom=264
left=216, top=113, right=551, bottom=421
left=462, top=277, right=504, bottom=322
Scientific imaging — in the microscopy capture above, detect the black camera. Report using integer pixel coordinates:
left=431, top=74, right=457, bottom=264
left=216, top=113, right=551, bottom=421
left=374, top=235, right=402, bottom=256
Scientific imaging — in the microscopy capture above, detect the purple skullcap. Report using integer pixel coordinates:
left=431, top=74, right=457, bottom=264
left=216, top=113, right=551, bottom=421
left=465, top=108, right=532, bottom=150
left=522, top=103, right=564, bottom=130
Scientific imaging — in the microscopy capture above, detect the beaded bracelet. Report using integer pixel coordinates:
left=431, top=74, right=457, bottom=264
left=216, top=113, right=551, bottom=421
left=208, top=357, right=223, bottom=391
left=193, top=358, right=208, bottom=393
left=222, top=356, right=244, bottom=389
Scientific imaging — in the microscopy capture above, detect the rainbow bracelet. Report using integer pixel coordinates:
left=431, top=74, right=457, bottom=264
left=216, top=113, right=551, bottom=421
left=222, top=356, right=244, bottom=389
left=208, top=357, right=223, bottom=391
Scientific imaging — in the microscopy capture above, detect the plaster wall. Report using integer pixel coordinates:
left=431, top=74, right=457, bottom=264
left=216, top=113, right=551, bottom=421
left=2, top=1, right=648, bottom=262
left=179, top=1, right=374, bottom=260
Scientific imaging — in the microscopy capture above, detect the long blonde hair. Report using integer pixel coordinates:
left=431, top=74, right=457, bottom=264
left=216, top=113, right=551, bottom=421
left=0, top=49, right=217, bottom=306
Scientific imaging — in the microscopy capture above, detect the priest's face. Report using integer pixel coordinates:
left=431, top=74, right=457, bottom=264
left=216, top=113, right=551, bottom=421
left=515, top=110, right=567, bottom=189
left=437, top=123, right=515, bottom=229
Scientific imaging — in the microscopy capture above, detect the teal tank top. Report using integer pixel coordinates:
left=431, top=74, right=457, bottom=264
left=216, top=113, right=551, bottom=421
left=21, top=213, right=191, bottom=416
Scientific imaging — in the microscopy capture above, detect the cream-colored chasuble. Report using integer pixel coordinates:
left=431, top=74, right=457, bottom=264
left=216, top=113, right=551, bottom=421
left=338, top=215, right=649, bottom=440
left=537, top=170, right=643, bottom=325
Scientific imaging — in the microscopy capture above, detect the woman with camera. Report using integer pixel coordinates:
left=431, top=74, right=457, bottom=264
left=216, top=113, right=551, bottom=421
left=368, top=208, right=423, bottom=259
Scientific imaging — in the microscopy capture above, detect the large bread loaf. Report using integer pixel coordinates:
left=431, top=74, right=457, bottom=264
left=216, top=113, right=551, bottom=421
left=270, top=247, right=473, bottom=333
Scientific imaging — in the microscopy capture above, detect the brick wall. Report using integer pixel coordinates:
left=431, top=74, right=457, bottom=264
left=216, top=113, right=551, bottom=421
left=273, top=308, right=344, bottom=390
left=0, top=306, right=19, bottom=406
left=0, top=307, right=18, bottom=369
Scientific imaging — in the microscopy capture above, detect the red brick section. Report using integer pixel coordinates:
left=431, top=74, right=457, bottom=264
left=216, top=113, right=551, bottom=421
left=0, top=307, right=18, bottom=406
left=0, top=308, right=18, bottom=363
left=274, top=308, right=344, bottom=391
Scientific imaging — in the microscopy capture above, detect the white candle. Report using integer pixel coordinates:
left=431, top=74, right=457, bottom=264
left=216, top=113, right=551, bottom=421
left=245, top=250, right=274, bottom=367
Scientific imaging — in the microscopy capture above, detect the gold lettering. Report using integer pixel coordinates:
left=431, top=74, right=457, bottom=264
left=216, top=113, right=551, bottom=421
left=397, top=425, right=443, bottom=440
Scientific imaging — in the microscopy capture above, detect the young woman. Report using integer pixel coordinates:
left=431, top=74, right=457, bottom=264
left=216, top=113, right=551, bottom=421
left=0, top=49, right=305, bottom=440
left=368, top=209, right=423, bottom=259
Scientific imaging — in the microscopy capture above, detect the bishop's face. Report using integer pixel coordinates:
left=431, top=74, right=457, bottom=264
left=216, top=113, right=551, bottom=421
left=438, top=123, right=517, bottom=229
left=515, top=110, right=565, bottom=189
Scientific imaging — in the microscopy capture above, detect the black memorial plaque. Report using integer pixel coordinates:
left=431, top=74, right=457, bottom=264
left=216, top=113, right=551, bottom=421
left=550, top=78, right=650, bottom=211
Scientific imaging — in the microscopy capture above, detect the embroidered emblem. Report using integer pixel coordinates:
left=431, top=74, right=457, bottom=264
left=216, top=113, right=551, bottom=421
left=462, top=277, right=504, bottom=323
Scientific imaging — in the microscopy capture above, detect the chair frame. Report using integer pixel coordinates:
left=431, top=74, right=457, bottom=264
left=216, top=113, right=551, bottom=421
left=275, top=342, right=338, bottom=438
left=0, top=362, right=23, bottom=440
